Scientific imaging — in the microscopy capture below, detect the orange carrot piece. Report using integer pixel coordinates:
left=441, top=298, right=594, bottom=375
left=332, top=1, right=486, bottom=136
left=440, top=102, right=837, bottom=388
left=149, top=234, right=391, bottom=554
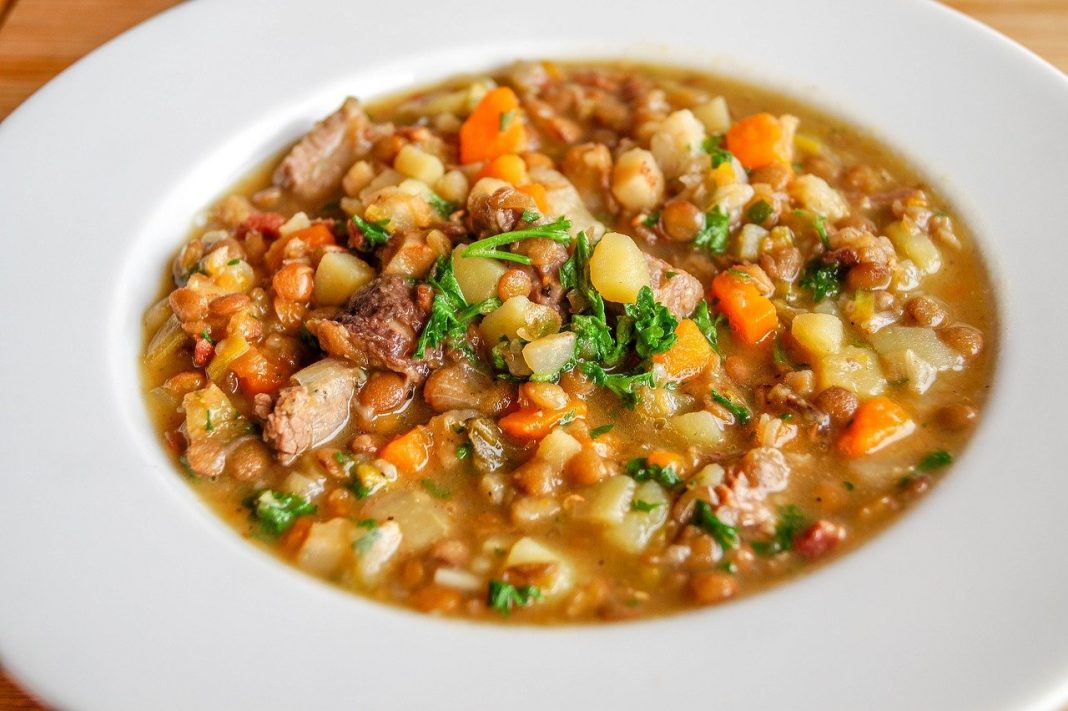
left=652, top=318, right=715, bottom=380
left=725, top=112, right=785, bottom=170
left=478, top=153, right=529, bottom=185
left=837, top=396, right=916, bottom=457
left=711, top=272, right=778, bottom=346
left=499, top=401, right=588, bottom=440
left=264, top=223, right=336, bottom=272
left=646, top=449, right=685, bottom=473
left=379, top=425, right=434, bottom=473
left=517, top=183, right=550, bottom=213
left=230, top=347, right=289, bottom=396
left=459, top=87, right=527, bottom=164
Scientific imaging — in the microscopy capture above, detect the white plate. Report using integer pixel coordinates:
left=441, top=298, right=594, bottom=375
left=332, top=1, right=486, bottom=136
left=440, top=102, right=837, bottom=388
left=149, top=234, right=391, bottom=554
left=1, top=1, right=1067, bottom=709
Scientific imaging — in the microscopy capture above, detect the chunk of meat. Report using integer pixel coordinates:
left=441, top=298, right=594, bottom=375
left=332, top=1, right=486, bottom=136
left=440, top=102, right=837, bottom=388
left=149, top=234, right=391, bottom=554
left=644, top=254, right=703, bottom=318
left=309, top=275, right=441, bottom=385
left=712, top=447, right=790, bottom=527
left=273, top=98, right=373, bottom=203
left=234, top=212, right=286, bottom=241
left=423, top=361, right=516, bottom=416
left=467, top=186, right=538, bottom=237
left=263, top=361, right=361, bottom=461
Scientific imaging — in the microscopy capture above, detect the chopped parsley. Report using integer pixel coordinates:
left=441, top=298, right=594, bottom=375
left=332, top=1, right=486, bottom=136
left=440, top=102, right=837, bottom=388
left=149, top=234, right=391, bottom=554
left=625, top=286, right=677, bottom=360
left=746, top=200, right=773, bottom=225
left=487, top=580, right=541, bottom=615
left=499, top=110, right=516, bottom=132
left=642, top=211, right=661, bottom=228
left=463, top=215, right=573, bottom=264
left=693, top=206, right=730, bottom=255
left=690, top=300, right=723, bottom=355
left=843, top=480, right=856, bottom=491
left=249, top=490, right=316, bottom=536
left=351, top=214, right=391, bottom=249
left=427, top=193, right=456, bottom=218
left=420, top=478, right=451, bottom=499
left=199, top=329, right=215, bottom=345
left=793, top=209, right=830, bottom=248
left=625, top=457, right=682, bottom=488
left=693, top=500, right=740, bottom=550
left=589, top=424, right=615, bottom=439
left=710, top=389, right=751, bottom=425
left=356, top=518, right=378, bottom=530
left=799, top=259, right=845, bottom=303
left=226, top=258, right=241, bottom=266
left=414, top=256, right=500, bottom=358
left=354, top=527, right=381, bottom=554
left=455, top=442, right=473, bottom=460
left=916, top=449, right=953, bottom=472
left=631, top=499, right=663, bottom=513
left=521, top=209, right=541, bottom=222
left=751, top=505, right=807, bottom=556
left=701, top=134, right=734, bottom=168
left=204, top=410, right=214, bottom=433
left=581, top=363, right=655, bottom=408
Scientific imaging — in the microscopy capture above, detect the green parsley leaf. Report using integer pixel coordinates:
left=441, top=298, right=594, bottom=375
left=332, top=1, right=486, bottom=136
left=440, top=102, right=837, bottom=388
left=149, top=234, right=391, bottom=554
left=625, top=456, right=682, bottom=488
left=356, top=518, right=378, bottom=530
left=631, top=499, right=663, bottom=513
left=204, top=410, right=214, bottom=433
left=746, top=200, right=773, bottom=225
left=590, top=424, right=615, bottom=439
left=463, top=215, right=573, bottom=264
left=624, top=286, right=678, bottom=360
left=793, top=209, right=830, bottom=248
left=843, top=480, right=855, bottom=491
left=690, top=300, right=723, bottom=355
left=521, top=209, right=541, bottom=223
left=487, top=579, right=541, bottom=615
left=199, top=329, right=215, bottom=345
left=428, top=193, right=456, bottom=218
left=250, top=490, right=316, bottom=536
left=414, top=256, right=500, bottom=358
left=420, top=478, right=451, bottom=499
left=799, top=260, right=845, bottom=303
left=226, top=258, right=241, bottom=266
left=351, top=214, right=391, bottom=249
left=701, top=135, right=734, bottom=168
left=710, top=389, right=751, bottom=425
left=751, top=505, right=807, bottom=556
left=693, top=500, right=740, bottom=549
left=693, top=206, right=730, bottom=255
left=499, top=110, right=516, bottom=132
left=581, top=362, right=655, bottom=408
left=354, top=527, right=381, bottom=554
left=455, top=443, right=473, bottom=460
left=642, top=211, right=661, bottom=228
left=916, top=449, right=953, bottom=472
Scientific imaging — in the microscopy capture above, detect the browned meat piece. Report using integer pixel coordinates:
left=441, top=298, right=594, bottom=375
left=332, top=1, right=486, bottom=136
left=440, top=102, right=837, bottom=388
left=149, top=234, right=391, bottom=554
left=561, top=143, right=614, bottom=216
left=523, top=96, right=583, bottom=144
left=262, top=361, right=361, bottom=461
left=759, top=382, right=831, bottom=434
left=309, top=275, right=441, bottom=385
left=273, top=98, right=373, bottom=203
left=234, top=212, right=286, bottom=241
left=794, top=520, right=845, bottom=560
left=424, top=361, right=516, bottom=416
left=711, top=447, right=790, bottom=527
left=467, top=186, right=538, bottom=238
left=644, top=254, right=703, bottom=318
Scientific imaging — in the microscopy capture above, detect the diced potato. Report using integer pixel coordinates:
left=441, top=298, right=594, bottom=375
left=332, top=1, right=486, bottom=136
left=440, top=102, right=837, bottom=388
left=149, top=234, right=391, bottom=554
left=881, top=349, right=938, bottom=394
left=480, top=296, right=561, bottom=344
left=363, top=187, right=433, bottom=232
left=817, top=346, right=886, bottom=397
left=504, top=537, right=574, bottom=598
left=869, top=325, right=963, bottom=383
left=576, top=475, right=636, bottom=526
left=691, top=463, right=726, bottom=487
left=650, top=109, right=705, bottom=179
left=605, top=481, right=669, bottom=554
left=692, top=96, right=731, bottom=134
left=790, top=175, right=849, bottom=221
left=884, top=220, right=942, bottom=274
left=342, top=160, right=374, bottom=197
left=537, top=428, right=583, bottom=469
left=282, top=471, right=325, bottom=501
left=453, top=244, right=507, bottom=303
left=611, top=148, right=665, bottom=211
left=397, top=178, right=433, bottom=199
left=297, top=518, right=356, bottom=577
left=736, top=223, right=767, bottom=261
left=434, top=169, right=469, bottom=205
left=278, top=211, right=311, bottom=237
left=182, top=383, right=239, bottom=440
left=394, top=144, right=445, bottom=185
left=314, top=252, right=375, bottom=306
left=352, top=521, right=403, bottom=587
left=361, top=490, right=451, bottom=555
left=358, top=168, right=404, bottom=202
left=669, top=410, right=725, bottom=448
left=206, top=334, right=250, bottom=382
left=523, top=332, right=577, bottom=378
left=791, top=313, right=844, bottom=357
left=590, top=232, right=651, bottom=303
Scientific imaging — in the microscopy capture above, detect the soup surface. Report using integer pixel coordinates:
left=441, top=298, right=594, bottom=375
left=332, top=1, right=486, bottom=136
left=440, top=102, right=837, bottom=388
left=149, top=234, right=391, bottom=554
left=142, top=61, right=994, bottom=622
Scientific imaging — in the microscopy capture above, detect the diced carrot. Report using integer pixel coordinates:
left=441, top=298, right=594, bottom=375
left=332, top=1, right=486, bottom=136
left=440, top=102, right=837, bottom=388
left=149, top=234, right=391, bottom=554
left=264, top=223, right=336, bottom=272
left=280, top=516, right=314, bottom=555
left=459, top=87, right=527, bottom=164
left=230, top=347, right=289, bottom=396
left=725, top=112, right=786, bottom=170
left=652, top=318, right=715, bottom=380
left=837, top=396, right=915, bottom=457
left=711, top=272, right=778, bottom=346
left=499, top=401, right=588, bottom=440
left=646, top=449, right=684, bottom=473
left=517, top=183, right=550, bottom=213
left=379, top=425, right=434, bottom=473
left=478, top=153, right=529, bottom=185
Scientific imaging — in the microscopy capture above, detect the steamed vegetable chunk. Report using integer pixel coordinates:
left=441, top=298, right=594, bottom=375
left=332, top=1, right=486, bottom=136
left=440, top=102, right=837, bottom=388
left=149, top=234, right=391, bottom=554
left=143, top=60, right=993, bottom=624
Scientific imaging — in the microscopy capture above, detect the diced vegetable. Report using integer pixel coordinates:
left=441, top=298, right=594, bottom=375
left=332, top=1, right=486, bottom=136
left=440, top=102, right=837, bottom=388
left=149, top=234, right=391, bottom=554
left=499, top=400, right=587, bottom=440
left=504, top=537, right=573, bottom=598
left=725, top=112, right=786, bottom=169
left=459, top=87, right=527, bottom=164
left=611, top=148, right=665, bottom=211
left=712, top=271, right=778, bottom=346
left=577, top=475, right=637, bottom=526
left=182, top=383, right=239, bottom=441
left=669, top=411, right=725, bottom=448
left=352, top=520, right=403, bottom=586
left=522, top=331, right=577, bottom=379
left=313, top=252, right=375, bottom=306
left=885, top=220, right=942, bottom=274
left=481, top=295, right=562, bottom=344
left=362, top=489, right=452, bottom=554
left=837, top=396, right=915, bottom=457
left=144, top=314, right=188, bottom=365
left=652, top=318, right=715, bottom=381
left=379, top=425, right=434, bottom=473
left=692, top=96, right=731, bottom=134
left=791, top=313, right=844, bottom=357
left=230, top=347, right=289, bottom=396
left=869, top=326, right=963, bottom=372
left=590, top=232, right=651, bottom=304
left=817, top=346, right=887, bottom=397
left=605, top=481, right=669, bottom=553
left=650, top=109, right=705, bottom=179
left=477, top=153, right=528, bottom=185
left=536, top=428, right=583, bottom=469
left=789, top=175, right=849, bottom=222
left=453, top=244, right=508, bottom=304
left=251, top=490, right=317, bottom=536
left=297, top=518, right=356, bottom=577
left=394, top=144, right=445, bottom=185
left=265, top=222, right=336, bottom=272
left=206, top=334, right=251, bottom=382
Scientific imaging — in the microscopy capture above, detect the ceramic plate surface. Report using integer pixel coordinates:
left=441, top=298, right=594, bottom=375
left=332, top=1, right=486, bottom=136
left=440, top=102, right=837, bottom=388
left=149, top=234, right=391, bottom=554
left=1, top=1, right=1067, bottom=709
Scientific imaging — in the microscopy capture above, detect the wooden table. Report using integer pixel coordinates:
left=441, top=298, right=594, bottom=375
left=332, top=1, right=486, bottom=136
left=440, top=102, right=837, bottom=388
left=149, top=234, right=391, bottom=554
left=0, top=0, right=1065, bottom=707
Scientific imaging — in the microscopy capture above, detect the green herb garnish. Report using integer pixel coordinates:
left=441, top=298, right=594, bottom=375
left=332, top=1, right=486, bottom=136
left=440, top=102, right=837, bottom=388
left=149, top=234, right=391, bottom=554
left=642, top=211, right=661, bottom=228
left=691, top=300, right=723, bottom=355
left=701, top=135, right=733, bottom=168
left=625, top=456, right=682, bottom=488
left=428, top=193, right=456, bottom=218
left=799, top=260, right=845, bottom=303
left=751, top=505, right=806, bottom=556
left=693, top=206, right=730, bottom=255
left=462, top=215, right=573, bottom=264
left=624, top=286, right=677, bottom=360
left=499, top=110, right=516, bottom=132
left=590, top=424, right=615, bottom=439
left=631, top=499, right=663, bottom=513
left=414, top=256, right=500, bottom=358
left=793, top=209, right=830, bottom=248
left=710, top=389, right=751, bottom=425
left=746, top=200, right=773, bottom=225
left=420, top=478, right=451, bottom=499
left=693, top=500, right=740, bottom=550
left=487, top=580, right=541, bottom=615
left=581, top=363, right=655, bottom=408
left=916, top=449, right=953, bottom=472
left=351, top=214, right=391, bottom=249
left=455, top=443, right=473, bottom=460
left=250, top=490, right=316, bottom=536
